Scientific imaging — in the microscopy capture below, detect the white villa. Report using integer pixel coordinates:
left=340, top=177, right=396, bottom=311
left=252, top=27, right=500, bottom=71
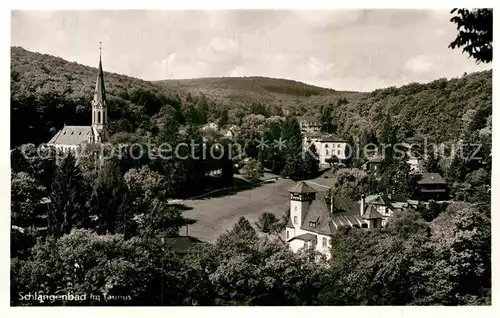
left=285, top=181, right=383, bottom=259
left=303, top=132, right=348, bottom=166
left=298, top=115, right=321, bottom=132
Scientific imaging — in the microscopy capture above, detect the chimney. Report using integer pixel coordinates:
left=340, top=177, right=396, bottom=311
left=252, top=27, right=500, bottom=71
left=330, top=195, right=334, bottom=214
left=360, top=194, right=365, bottom=216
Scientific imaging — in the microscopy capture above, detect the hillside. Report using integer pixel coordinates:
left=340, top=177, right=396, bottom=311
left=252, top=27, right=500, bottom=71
left=11, top=46, right=181, bottom=146
left=10, top=47, right=492, bottom=148
left=155, top=77, right=363, bottom=114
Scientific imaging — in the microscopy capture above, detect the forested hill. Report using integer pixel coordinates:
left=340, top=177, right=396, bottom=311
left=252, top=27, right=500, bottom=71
left=11, top=46, right=492, bottom=148
left=154, top=77, right=362, bottom=112
left=11, top=46, right=179, bottom=147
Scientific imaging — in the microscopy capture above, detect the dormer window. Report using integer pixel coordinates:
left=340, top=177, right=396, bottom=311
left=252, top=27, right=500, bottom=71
left=309, top=221, right=316, bottom=228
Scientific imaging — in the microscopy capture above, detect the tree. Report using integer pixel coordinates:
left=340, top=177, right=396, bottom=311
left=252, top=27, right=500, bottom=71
left=319, top=103, right=335, bottom=134
left=416, top=203, right=491, bottom=304
left=449, top=9, right=493, bottom=64
left=136, top=198, right=186, bottom=239
left=280, top=117, right=304, bottom=180
left=216, top=217, right=259, bottom=256
left=11, top=172, right=46, bottom=228
left=303, top=143, right=319, bottom=179
left=218, top=109, right=229, bottom=128
left=48, top=153, right=89, bottom=236
left=124, top=165, right=167, bottom=202
left=88, top=159, right=131, bottom=235
left=255, top=212, right=285, bottom=242
left=241, top=158, right=263, bottom=183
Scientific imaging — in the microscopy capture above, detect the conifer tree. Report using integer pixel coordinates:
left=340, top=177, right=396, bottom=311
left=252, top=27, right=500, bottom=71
left=49, top=153, right=89, bottom=236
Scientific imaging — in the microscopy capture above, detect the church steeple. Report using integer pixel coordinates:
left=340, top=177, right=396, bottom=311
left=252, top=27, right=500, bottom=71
left=91, top=42, right=107, bottom=142
left=93, top=42, right=106, bottom=106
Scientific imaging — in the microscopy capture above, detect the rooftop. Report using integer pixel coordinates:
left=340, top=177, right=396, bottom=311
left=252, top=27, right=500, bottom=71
left=47, top=125, right=92, bottom=145
left=288, top=181, right=317, bottom=194
left=417, top=173, right=447, bottom=185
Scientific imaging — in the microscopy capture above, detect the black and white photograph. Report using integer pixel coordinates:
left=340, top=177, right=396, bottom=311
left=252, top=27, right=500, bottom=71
left=6, top=5, right=494, bottom=308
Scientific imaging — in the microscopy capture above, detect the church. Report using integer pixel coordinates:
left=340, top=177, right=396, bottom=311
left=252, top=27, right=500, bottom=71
left=47, top=48, right=108, bottom=151
left=285, top=181, right=383, bottom=259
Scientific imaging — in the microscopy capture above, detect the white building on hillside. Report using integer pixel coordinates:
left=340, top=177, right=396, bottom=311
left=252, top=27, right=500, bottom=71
left=201, top=122, right=219, bottom=131
left=298, top=115, right=321, bottom=132
left=304, top=132, right=348, bottom=166
left=285, top=181, right=383, bottom=259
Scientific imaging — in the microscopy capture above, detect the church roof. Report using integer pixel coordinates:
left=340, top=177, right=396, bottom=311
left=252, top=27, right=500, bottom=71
left=47, top=126, right=92, bottom=145
left=288, top=181, right=317, bottom=194
left=362, top=205, right=383, bottom=219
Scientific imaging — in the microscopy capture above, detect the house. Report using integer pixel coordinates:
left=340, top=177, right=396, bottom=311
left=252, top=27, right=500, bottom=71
left=415, top=173, right=448, bottom=201
left=46, top=48, right=108, bottom=152
left=362, top=156, right=383, bottom=174
left=285, top=181, right=383, bottom=259
left=221, top=125, right=241, bottom=140
left=201, top=122, right=219, bottom=131
left=303, top=132, right=348, bottom=166
left=359, top=193, right=417, bottom=226
left=297, top=115, right=321, bottom=132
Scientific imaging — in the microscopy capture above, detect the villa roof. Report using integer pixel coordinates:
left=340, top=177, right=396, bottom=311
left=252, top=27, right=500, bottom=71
left=298, top=115, right=319, bottom=122
left=299, top=196, right=368, bottom=235
left=362, top=205, right=383, bottom=219
left=290, top=233, right=317, bottom=242
left=417, top=173, right=447, bottom=185
left=288, top=181, right=317, bottom=194
left=319, top=135, right=346, bottom=142
left=47, top=125, right=92, bottom=145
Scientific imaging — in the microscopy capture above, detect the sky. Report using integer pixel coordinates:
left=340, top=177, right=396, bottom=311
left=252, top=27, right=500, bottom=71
left=11, top=9, right=490, bottom=92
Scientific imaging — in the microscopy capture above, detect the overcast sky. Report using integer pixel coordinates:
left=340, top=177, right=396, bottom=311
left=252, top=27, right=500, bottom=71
left=11, top=10, right=490, bottom=92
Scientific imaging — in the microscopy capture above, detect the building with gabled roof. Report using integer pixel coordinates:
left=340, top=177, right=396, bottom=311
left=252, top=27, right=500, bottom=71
left=297, top=115, right=321, bottom=132
left=46, top=46, right=108, bottom=152
left=285, top=181, right=382, bottom=258
left=303, top=131, right=348, bottom=166
left=415, top=172, right=448, bottom=200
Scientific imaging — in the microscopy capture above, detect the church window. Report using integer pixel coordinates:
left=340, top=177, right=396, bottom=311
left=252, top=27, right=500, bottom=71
left=322, top=237, right=327, bottom=247
left=97, top=111, right=101, bottom=124
left=293, top=216, right=298, bottom=225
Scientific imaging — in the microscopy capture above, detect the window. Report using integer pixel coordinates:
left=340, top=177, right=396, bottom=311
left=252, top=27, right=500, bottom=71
left=293, top=216, right=298, bottom=224
left=294, top=206, right=297, bottom=211
left=328, top=239, right=332, bottom=245
left=325, top=150, right=329, bottom=156
left=325, top=144, right=329, bottom=148
left=322, top=237, right=327, bottom=247
left=337, top=149, right=342, bottom=156
left=97, top=111, right=101, bottom=124
left=103, top=112, right=105, bottom=124
left=309, top=221, right=316, bottom=228
left=286, top=231, right=289, bottom=239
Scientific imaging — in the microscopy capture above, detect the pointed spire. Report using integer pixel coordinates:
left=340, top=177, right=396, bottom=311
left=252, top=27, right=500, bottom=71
left=94, top=42, right=106, bottom=104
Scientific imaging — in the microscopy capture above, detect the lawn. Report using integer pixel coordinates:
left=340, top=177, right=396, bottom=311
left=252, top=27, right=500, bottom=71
left=179, top=178, right=296, bottom=243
